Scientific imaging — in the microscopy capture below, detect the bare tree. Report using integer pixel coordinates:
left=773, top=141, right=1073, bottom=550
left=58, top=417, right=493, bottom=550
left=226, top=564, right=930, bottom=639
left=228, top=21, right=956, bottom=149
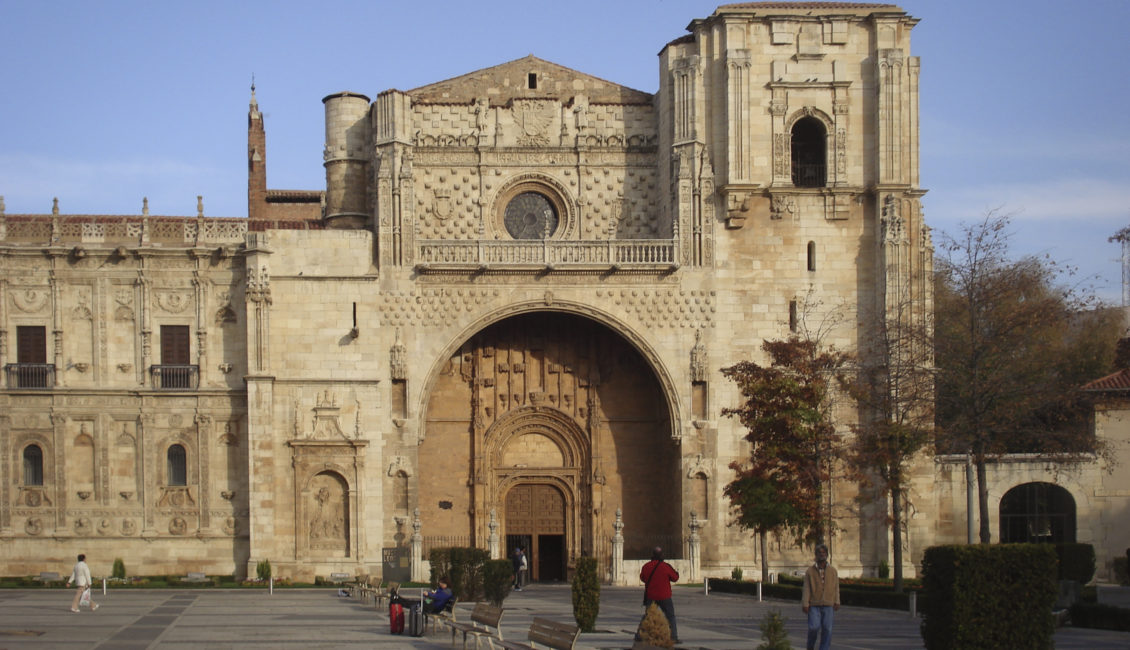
left=934, top=211, right=1122, bottom=543
left=842, top=296, right=933, bottom=592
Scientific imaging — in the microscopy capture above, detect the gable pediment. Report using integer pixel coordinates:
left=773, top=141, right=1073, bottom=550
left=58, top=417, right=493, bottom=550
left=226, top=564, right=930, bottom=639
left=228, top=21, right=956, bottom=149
left=408, top=55, right=652, bottom=105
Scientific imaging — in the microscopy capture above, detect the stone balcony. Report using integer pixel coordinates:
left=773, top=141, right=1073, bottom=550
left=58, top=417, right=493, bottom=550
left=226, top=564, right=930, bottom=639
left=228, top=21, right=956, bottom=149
left=414, top=238, right=679, bottom=275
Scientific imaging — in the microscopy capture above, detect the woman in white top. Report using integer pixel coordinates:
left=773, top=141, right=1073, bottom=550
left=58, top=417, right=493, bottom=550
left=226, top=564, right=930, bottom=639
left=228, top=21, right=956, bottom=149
left=66, top=554, right=98, bottom=612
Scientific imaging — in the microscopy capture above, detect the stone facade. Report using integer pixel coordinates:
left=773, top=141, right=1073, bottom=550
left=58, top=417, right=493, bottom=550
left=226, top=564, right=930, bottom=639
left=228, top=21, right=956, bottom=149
left=9, top=3, right=1118, bottom=584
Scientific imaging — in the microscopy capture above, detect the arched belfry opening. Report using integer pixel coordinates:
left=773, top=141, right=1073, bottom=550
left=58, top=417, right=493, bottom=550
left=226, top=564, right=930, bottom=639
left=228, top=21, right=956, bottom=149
left=418, top=312, right=682, bottom=578
left=791, top=116, right=827, bottom=187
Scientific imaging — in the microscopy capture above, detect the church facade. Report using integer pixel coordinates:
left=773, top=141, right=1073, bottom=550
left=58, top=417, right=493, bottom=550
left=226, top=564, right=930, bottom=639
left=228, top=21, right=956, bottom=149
left=0, top=2, right=1010, bottom=582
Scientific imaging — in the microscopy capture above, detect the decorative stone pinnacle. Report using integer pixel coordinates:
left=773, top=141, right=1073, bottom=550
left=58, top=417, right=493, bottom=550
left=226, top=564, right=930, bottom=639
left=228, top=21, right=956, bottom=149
left=197, top=195, right=204, bottom=217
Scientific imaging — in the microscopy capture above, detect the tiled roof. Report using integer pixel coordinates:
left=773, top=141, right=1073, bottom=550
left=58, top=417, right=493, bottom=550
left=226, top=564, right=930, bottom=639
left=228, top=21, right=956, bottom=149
left=1082, top=369, right=1130, bottom=392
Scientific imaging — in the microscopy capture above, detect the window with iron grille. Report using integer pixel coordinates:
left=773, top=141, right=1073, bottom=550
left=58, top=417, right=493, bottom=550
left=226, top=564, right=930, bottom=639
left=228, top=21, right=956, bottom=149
left=159, top=325, right=192, bottom=389
left=11, top=326, right=51, bottom=388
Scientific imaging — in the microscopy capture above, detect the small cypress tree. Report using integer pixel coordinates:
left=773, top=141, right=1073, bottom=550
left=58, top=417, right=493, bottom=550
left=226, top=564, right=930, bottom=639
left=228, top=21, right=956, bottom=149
left=256, top=559, right=272, bottom=581
left=112, top=558, right=126, bottom=580
left=757, top=609, right=791, bottom=650
left=571, top=556, right=600, bottom=632
left=482, top=559, right=513, bottom=606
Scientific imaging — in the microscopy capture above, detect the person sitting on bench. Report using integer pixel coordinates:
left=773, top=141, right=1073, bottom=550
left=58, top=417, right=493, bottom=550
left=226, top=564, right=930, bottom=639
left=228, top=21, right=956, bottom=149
left=424, top=576, right=454, bottom=613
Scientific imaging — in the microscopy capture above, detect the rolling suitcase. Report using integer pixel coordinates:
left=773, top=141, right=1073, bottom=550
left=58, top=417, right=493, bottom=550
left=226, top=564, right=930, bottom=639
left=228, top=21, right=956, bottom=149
left=406, top=601, right=425, bottom=637
left=389, top=602, right=404, bottom=634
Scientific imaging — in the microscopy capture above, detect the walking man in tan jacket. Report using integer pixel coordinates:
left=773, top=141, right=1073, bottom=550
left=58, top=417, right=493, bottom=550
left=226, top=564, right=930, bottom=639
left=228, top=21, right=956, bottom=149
left=801, top=544, right=839, bottom=650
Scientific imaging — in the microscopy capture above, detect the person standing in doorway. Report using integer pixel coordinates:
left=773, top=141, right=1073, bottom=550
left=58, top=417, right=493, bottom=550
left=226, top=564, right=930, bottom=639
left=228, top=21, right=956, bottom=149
left=511, top=547, right=526, bottom=591
left=66, top=553, right=98, bottom=612
left=801, top=544, right=840, bottom=650
left=639, top=547, right=679, bottom=643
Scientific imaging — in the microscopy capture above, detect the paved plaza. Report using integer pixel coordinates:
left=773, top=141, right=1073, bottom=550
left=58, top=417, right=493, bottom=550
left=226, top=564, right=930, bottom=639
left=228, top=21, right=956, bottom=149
left=0, top=584, right=1126, bottom=649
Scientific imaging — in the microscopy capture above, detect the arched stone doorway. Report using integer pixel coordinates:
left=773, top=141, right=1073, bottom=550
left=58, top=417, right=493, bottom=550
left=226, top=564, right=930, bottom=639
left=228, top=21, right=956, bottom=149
left=417, top=312, right=681, bottom=573
left=999, top=482, right=1077, bottom=543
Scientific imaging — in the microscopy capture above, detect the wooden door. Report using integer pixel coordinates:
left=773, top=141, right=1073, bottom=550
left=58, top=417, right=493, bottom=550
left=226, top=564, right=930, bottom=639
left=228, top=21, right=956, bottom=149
left=505, top=484, right=566, bottom=581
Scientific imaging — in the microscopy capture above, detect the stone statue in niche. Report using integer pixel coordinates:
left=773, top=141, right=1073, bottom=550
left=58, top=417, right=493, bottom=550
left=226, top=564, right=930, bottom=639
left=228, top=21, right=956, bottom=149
left=390, top=328, right=407, bottom=381
left=690, top=329, right=707, bottom=382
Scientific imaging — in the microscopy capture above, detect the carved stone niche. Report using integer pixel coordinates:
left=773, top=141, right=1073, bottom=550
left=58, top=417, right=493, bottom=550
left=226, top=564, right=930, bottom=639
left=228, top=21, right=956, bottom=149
left=288, top=438, right=369, bottom=561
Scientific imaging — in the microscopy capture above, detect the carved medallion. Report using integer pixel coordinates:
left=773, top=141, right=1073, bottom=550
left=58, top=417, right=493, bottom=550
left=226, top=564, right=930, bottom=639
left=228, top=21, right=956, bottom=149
left=11, top=289, right=48, bottom=313
left=155, top=290, right=191, bottom=313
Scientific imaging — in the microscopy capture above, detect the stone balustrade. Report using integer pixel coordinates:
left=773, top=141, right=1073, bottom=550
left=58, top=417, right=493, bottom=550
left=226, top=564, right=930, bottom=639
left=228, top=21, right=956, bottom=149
left=416, top=238, right=678, bottom=269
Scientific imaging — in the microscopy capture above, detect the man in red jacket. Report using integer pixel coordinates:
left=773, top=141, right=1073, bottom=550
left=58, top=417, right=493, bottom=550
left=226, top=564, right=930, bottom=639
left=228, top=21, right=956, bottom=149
left=639, top=546, right=680, bottom=643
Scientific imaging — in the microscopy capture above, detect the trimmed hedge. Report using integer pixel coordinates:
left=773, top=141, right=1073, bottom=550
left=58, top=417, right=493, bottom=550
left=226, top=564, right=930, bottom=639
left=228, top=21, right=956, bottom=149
left=1113, top=557, right=1128, bottom=585
left=428, top=547, right=490, bottom=601
left=1069, top=602, right=1130, bottom=632
left=709, top=577, right=919, bottom=611
left=920, top=544, right=1056, bottom=650
left=1053, top=543, right=1095, bottom=583
left=709, top=577, right=801, bottom=601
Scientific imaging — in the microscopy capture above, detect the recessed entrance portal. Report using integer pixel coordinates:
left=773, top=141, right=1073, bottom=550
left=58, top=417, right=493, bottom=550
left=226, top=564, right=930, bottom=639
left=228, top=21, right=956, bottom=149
left=417, top=312, right=682, bottom=574
left=505, top=483, right=566, bottom=582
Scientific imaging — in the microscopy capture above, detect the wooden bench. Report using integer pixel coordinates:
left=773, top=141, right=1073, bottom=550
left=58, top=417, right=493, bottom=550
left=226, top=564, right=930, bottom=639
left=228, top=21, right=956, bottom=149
left=495, top=617, right=580, bottom=650
left=425, top=595, right=458, bottom=633
left=448, top=603, right=504, bottom=649
left=183, top=572, right=209, bottom=583
left=35, top=571, right=61, bottom=583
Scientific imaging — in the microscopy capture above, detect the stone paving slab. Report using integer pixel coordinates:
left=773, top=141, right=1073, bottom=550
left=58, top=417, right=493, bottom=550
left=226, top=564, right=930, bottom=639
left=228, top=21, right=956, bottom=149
left=0, top=584, right=1125, bottom=649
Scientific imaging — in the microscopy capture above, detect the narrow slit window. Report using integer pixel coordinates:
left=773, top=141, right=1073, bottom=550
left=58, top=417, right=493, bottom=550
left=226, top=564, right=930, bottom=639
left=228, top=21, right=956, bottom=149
left=789, top=300, right=798, bottom=332
left=807, top=241, right=817, bottom=271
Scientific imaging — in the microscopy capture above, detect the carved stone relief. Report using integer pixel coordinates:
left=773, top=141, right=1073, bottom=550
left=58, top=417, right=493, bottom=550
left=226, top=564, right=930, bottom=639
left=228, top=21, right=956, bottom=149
left=307, top=472, right=348, bottom=552
left=155, top=290, right=191, bottom=314
left=11, top=288, right=49, bottom=313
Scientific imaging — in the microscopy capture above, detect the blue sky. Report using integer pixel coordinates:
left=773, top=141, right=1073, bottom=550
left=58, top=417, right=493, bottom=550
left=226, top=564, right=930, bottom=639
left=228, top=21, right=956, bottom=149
left=2, top=0, right=1128, bottom=301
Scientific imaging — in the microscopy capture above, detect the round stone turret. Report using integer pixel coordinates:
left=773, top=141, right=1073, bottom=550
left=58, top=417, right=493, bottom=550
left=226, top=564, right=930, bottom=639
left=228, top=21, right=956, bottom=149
left=322, top=91, right=371, bottom=229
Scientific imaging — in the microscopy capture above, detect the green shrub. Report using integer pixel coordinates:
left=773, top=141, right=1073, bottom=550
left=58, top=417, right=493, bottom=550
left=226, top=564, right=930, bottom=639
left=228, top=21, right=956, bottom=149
left=1069, top=602, right=1130, bottom=632
left=571, top=556, right=600, bottom=632
left=256, top=559, right=271, bottom=581
left=757, top=609, right=791, bottom=650
left=428, top=547, right=490, bottom=601
left=637, top=602, right=673, bottom=648
left=731, top=567, right=743, bottom=581
left=1054, top=543, right=1095, bottom=583
left=878, top=559, right=890, bottom=579
left=112, top=558, right=126, bottom=580
left=1113, top=557, right=1128, bottom=585
left=482, top=560, right=513, bottom=606
left=920, top=544, right=1056, bottom=650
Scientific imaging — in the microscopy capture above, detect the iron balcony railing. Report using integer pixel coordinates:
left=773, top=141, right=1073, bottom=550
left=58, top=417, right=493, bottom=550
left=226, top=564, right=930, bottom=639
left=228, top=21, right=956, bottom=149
left=792, top=163, right=827, bottom=188
left=150, top=364, right=199, bottom=390
left=4, top=363, right=55, bottom=389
